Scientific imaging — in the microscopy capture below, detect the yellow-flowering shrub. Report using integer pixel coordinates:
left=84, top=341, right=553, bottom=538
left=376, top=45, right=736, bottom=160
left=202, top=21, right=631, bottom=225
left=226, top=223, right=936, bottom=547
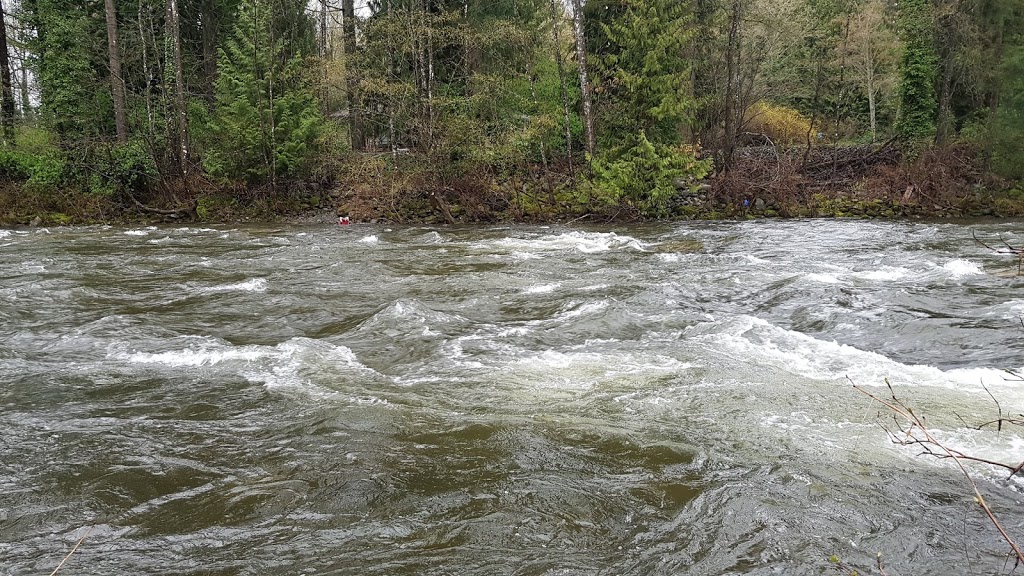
left=744, top=102, right=813, bottom=147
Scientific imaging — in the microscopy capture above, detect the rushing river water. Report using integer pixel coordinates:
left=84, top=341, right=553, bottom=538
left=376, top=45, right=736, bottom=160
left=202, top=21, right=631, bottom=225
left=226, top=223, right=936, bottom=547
left=3, top=220, right=1024, bottom=575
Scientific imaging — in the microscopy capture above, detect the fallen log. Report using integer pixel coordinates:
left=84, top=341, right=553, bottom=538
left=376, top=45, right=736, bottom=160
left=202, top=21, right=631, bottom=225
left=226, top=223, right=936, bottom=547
left=129, top=194, right=198, bottom=220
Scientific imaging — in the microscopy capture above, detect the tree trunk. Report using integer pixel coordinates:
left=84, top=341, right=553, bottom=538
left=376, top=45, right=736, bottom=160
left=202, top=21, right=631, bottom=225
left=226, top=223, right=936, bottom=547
left=201, top=0, right=218, bottom=102
left=868, top=77, right=876, bottom=143
left=691, top=0, right=717, bottom=145
left=548, top=0, right=574, bottom=172
left=320, top=0, right=329, bottom=113
left=425, top=0, right=435, bottom=148
left=570, top=0, right=595, bottom=157
left=18, top=60, right=27, bottom=117
left=982, top=13, right=1004, bottom=169
left=167, top=0, right=189, bottom=175
left=0, top=0, right=16, bottom=144
left=138, top=0, right=155, bottom=136
left=833, top=15, right=850, bottom=178
left=864, top=34, right=876, bottom=143
left=803, top=57, right=824, bottom=168
left=722, top=0, right=741, bottom=169
left=104, top=0, right=128, bottom=143
left=934, top=60, right=954, bottom=146
left=387, top=0, right=397, bottom=157
left=342, top=0, right=361, bottom=150
left=528, top=65, right=548, bottom=170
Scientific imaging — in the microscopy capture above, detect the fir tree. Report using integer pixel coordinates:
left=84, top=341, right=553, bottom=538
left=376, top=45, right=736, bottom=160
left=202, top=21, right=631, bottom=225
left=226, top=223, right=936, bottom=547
left=204, top=0, right=320, bottom=185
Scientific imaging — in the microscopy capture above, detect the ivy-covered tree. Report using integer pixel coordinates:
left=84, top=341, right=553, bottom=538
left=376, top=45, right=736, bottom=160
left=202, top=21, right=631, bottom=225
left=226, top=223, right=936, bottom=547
left=894, top=0, right=938, bottom=142
left=25, top=0, right=111, bottom=139
left=203, top=0, right=321, bottom=185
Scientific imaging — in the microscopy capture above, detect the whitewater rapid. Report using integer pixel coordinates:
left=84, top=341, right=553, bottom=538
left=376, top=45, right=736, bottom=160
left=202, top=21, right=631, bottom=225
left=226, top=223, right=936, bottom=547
left=2, top=220, right=1024, bottom=575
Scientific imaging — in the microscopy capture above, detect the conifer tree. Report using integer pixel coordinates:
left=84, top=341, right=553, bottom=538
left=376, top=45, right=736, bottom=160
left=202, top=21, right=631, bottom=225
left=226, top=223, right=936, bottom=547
left=204, top=0, right=321, bottom=185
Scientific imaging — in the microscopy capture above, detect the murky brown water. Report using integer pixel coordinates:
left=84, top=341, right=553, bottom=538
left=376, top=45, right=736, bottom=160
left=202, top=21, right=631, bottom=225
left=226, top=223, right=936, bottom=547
left=2, top=221, right=1024, bottom=575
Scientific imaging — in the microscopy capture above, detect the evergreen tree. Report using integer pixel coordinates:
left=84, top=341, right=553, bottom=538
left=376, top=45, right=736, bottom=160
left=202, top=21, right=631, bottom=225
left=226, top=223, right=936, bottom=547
left=588, top=0, right=697, bottom=148
left=586, top=0, right=711, bottom=216
left=204, top=0, right=321, bottom=185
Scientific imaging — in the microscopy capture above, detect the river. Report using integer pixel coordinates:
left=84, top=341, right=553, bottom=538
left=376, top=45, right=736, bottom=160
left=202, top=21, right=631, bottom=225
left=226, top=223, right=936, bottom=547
left=2, top=220, right=1024, bottom=575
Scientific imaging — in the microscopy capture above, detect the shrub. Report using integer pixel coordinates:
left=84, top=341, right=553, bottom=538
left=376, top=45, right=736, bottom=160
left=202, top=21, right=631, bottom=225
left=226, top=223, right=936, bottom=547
left=591, top=131, right=713, bottom=218
left=744, top=102, right=813, bottom=147
left=87, top=140, right=157, bottom=196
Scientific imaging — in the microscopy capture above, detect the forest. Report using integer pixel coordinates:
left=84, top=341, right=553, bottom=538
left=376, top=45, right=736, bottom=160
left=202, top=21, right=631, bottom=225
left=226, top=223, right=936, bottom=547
left=0, top=0, right=1022, bottom=224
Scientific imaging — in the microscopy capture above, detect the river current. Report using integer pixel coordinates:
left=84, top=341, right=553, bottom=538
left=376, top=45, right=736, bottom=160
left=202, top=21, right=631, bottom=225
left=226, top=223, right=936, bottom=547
left=2, top=220, right=1024, bottom=575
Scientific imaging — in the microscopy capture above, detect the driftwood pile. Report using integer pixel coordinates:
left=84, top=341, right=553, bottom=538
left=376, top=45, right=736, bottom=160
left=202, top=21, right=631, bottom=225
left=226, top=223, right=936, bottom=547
left=729, top=136, right=901, bottom=182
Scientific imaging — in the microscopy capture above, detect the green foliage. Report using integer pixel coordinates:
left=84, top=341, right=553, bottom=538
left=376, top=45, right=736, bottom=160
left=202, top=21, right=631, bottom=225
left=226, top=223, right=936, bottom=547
left=204, top=0, right=321, bottom=185
left=990, top=45, right=1024, bottom=179
left=895, top=0, right=938, bottom=142
left=87, top=140, right=158, bottom=196
left=0, top=126, right=67, bottom=194
left=28, top=0, right=112, bottom=139
left=591, top=131, right=712, bottom=217
left=590, top=0, right=696, bottom=147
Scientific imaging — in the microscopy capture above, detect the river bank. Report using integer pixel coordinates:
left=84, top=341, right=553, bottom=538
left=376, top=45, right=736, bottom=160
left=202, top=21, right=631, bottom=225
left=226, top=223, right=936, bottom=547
left=2, top=145, right=1022, bottom=227
left=3, top=182, right=1023, bottom=228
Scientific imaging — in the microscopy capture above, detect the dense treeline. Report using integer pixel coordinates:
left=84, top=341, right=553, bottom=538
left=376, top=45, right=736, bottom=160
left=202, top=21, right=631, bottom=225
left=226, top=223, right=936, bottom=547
left=0, top=0, right=1023, bottom=223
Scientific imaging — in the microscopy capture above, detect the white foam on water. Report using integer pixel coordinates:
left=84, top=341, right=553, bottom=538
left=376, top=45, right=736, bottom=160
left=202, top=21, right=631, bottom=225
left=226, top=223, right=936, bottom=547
left=503, top=349, right=694, bottom=391
left=852, top=266, right=909, bottom=282
left=114, top=337, right=379, bottom=396
left=123, top=228, right=155, bottom=236
left=419, top=231, right=446, bottom=244
left=523, top=283, right=560, bottom=294
left=358, top=299, right=467, bottom=337
left=806, top=272, right=841, bottom=284
left=488, top=231, right=649, bottom=254
left=240, top=339, right=375, bottom=393
left=494, top=326, right=532, bottom=337
left=121, top=347, right=266, bottom=367
left=555, top=300, right=610, bottom=321
left=509, top=251, right=542, bottom=260
left=358, top=235, right=379, bottom=244
left=0, top=230, right=11, bottom=239
left=939, top=258, right=984, bottom=279
left=203, top=278, right=268, bottom=293
left=987, top=299, right=1024, bottom=320
left=657, top=253, right=680, bottom=263
left=694, top=315, right=1015, bottom=392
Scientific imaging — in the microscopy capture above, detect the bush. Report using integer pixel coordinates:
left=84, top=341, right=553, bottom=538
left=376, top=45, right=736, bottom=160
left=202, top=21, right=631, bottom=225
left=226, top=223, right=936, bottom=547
left=591, top=131, right=713, bottom=218
left=744, top=101, right=813, bottom=147
left=87, top=140, right=157, bottom=197
left=0, top=146, right=66, bottom=194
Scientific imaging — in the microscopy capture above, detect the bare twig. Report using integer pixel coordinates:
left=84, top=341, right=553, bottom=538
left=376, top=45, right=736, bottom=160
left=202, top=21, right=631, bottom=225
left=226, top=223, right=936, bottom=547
left=853, top=378, right=1024, bottom=566
left=876, top=552, right=889, bottom=576
left=49, top=526, right=93, bottom=576
left=974, top=231, right=1024, bottom=275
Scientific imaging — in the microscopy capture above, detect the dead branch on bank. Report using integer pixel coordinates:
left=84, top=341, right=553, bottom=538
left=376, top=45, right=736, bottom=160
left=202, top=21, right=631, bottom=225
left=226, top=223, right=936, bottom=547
left=852, top=378, right=1024, bottom=567
left=973, top=231, right=1024, bottom=275
left=128, top=193, right=198, bottom=220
